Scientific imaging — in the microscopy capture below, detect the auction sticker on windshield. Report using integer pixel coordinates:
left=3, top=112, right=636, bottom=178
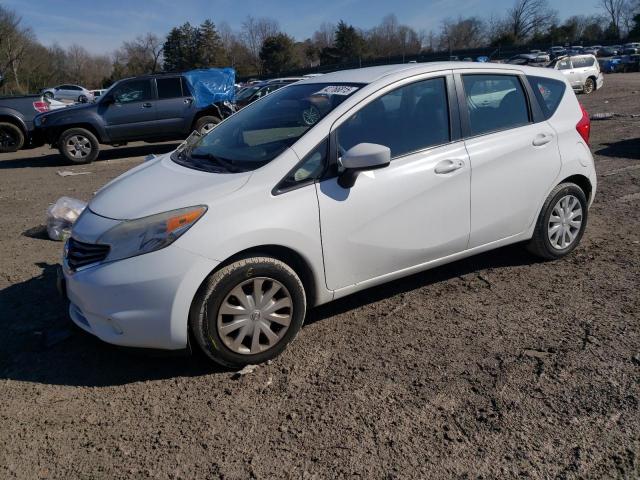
left=314, top=85, right=359, bottom=96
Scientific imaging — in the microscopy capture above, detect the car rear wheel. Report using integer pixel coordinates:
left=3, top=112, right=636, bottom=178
left=583, top=78, right=595, bottom=94
left=527, top=182, right=588, bottom=260
left=190, top=256, right=307, bottom=368
left=0, top=122, right=25, bottom=153
left=78, top=95, right=88, bottom=103
left=194, top=115, right=221, bottom=135
left=59, top=128, right=99, bottom=164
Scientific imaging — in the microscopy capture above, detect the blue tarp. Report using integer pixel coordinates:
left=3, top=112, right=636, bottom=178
left=183, top=68, right=235, bottom=108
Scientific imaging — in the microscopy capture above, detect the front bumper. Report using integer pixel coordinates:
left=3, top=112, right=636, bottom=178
left=63, top=244, right=218, bottom=350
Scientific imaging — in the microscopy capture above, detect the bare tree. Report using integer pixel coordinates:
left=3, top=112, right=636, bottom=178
left=312, top=22, right=336, bottom=49
left=598, top=0, right=626, bottom=37
left=241, top=15, right=279, bottom=72
left=114, top=33, right=163, bottom=76
left=506, top=0, right=558, bottom=42
left=439, top=17, right=486, bottom=51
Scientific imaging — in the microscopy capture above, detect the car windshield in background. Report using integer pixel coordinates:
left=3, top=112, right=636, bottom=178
left=173, top=83, right=363, bottom=173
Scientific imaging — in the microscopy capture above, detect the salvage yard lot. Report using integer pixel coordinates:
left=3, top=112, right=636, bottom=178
left=1, top=73, right=639, bottom=479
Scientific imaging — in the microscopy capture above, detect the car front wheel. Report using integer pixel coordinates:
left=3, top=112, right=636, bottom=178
left=527, top=182, right=588, bottom=260
left=59, top=128, right=100, bottom=164
left=190, top=256, right=307, bottom=368
left=194, top=115, right=221, bottom=135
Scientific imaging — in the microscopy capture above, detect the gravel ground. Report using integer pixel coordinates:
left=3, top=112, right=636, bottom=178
left=0, top=73, right=639, bottom=479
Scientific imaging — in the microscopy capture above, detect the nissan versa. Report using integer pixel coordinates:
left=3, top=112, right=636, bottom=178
left=60, top=63, right=596, bottom=367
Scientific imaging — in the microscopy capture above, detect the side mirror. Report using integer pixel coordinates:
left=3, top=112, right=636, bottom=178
left=101, top=94, right=114, bottom=105
left=338, top=143, right=391, bottom=188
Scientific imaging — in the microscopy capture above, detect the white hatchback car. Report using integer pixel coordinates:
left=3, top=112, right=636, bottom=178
left=61, top=62, right=596, bottom=367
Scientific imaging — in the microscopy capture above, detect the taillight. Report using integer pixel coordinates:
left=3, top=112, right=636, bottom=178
left=33, top=101, right=49, bottom=113
left=576, top=103, right=590, bottom=145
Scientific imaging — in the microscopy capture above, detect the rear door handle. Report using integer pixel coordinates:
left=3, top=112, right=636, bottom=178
left=532, top=133, right=554, bottom=146
left=142, top=102, right=153, bottom=108
left=434, top=159, right=465, bottom=174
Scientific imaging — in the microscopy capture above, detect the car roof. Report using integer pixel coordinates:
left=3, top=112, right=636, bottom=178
left=295, top=62, right=560, bottom=86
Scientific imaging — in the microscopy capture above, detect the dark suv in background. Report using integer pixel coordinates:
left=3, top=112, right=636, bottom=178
left=35, top=72, right=235, bottom=164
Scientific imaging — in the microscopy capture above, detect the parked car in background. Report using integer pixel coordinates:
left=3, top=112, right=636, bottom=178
left=622, top=43, right=640, bottom=54
left=90, top=89, right=107, bottom=99
left=60, top=62, right=596, bottom=367
left=42, top=84, right=94, bottom=103
left=507, top=53, right=548, bottom=66
left=0, top=94, right=49, bottom=152
left=35, top=71, right=236, bottom=163
left=549, top=54, right=603, bottom=94
left=234, top=78, right=301, bottom=109
left=599, top=46, right=620, bottom=57
left=550, top=46, right=567, bottom=58
left=603, top=55, right=640, bottom=73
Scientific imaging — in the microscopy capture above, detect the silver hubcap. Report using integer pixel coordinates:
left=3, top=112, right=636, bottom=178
left=548, top=194, right=583, bottom=250
left=200, top=123, right=215, bottom=134
left=217, top=277, right=292, bottom=355
left=66, top=135, right=91, bottom=158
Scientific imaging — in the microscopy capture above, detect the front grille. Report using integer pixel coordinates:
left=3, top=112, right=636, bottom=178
left=66, top=238, right=110, bottom=270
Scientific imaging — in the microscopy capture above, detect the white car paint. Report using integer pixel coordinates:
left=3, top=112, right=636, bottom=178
left=553, top=54, right=604, bottom=92
left=62, top=62, right=597, bottom=351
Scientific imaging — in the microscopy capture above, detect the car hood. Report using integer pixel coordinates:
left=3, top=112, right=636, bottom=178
left=89, top=153, right=252, bottom=220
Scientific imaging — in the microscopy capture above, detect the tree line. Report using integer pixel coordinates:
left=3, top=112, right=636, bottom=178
left=1, top=0, right=639, bottom=95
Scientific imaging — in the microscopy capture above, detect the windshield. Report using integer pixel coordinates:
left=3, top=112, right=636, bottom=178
left=172, top=82, right=363, bottom=173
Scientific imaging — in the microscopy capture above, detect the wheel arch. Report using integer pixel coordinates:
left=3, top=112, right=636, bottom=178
left=0, top=114, right=27, bottom=136
left=560, top=174, right=592, bottom=203
left=190, top=106, right=223, bottom=131
left=200, top=244, right=319, bottom=308
left=55, top=123, right=104, bottom=143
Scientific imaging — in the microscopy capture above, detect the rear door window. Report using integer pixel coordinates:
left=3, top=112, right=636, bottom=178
left=462, top=74, right=530, bottom=136
left=527, top=75, right=566, bottom=120
left=157, top=77, right=183, bottom=99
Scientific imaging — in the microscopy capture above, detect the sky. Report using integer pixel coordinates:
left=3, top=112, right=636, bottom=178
left=3, top=0, right=601, bottom=55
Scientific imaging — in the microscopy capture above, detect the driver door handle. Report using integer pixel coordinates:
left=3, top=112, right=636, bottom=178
left=434, top=159, right=464, bottom=174
left=142, top=102, right=153, bottom=108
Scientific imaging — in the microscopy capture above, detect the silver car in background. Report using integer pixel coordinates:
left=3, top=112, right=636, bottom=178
left=42, top=84, right=94, bottom=103
left=549, top=54, right=603, bottom=94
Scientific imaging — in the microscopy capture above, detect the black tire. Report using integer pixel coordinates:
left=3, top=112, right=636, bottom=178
left=527, top=182, right=588, bottom=260
left=194, top=115, right=221, bottom=135
left=43, top=91, right=54, bottom=100
left=58, top=128, right=100, bottom=164
left=78, top=95, right=88, bottom=103
left=190, top=256, right=307, bottom=368
left=583, top=78, right=595, bottom=94
left=0, top=122, right=25, bottom=153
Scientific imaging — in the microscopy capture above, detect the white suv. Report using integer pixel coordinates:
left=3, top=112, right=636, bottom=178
left=60, top=62, right=597, bottom=367
left=550, top=54, right=604, bottom=94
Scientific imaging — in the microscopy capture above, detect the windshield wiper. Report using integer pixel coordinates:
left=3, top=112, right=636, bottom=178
left=188, top=152, right=249, bottom=173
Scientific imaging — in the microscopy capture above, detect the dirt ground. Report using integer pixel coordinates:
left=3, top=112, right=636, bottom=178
left=1, top=73, right=639, bottom=480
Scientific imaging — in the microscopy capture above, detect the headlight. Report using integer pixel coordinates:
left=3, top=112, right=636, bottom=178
left=98, top=205, right=206, bottom=262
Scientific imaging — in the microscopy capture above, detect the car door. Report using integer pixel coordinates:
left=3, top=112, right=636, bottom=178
left=100, top=78, right=157, bottom=141
left=154, top=76, right=195, bottom=136
left=555, top=58, right=579, bottom=87
left=55, top=85, right=72, bottom=100
left=457, top=71, right=562, bottom=248
left=316, top=74, right=471, bottom=291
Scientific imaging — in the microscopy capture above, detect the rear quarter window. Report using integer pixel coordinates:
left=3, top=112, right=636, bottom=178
left=527, top=75, right=566, bottom=120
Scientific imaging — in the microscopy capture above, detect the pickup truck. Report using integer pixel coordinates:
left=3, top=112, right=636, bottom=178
left=0, top=94, right=49, bottom=153
left=35, top=71, right=236, bottom=164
